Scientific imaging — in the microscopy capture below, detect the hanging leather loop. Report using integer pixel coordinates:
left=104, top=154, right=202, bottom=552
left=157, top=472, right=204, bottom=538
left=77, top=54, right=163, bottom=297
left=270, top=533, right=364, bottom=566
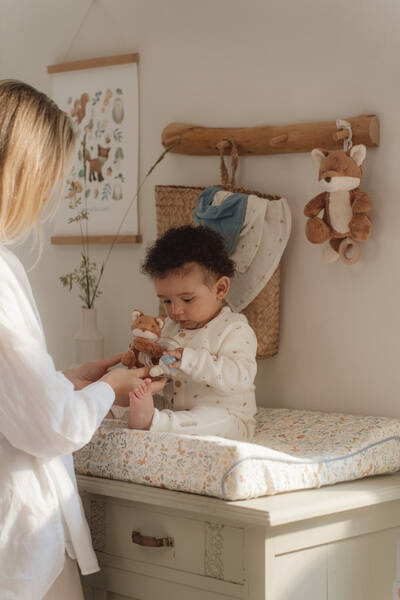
left=216, top=137, right=239, bottom=186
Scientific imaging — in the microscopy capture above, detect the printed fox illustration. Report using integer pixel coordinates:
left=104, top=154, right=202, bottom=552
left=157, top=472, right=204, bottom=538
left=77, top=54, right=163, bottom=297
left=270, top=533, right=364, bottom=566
left=85, top=145, right=111, bottom=182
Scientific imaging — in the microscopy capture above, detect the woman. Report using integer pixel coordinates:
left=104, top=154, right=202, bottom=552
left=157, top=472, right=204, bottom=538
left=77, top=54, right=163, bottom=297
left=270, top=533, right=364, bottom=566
left=0, top=80, right=163, bottom=599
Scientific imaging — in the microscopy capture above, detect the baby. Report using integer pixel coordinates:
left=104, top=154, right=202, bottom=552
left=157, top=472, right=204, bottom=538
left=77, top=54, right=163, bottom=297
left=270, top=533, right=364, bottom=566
left=129, top=225, right=258, bottom=442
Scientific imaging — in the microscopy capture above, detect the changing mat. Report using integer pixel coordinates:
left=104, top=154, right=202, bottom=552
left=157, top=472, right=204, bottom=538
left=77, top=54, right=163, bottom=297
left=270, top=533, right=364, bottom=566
left=74, top=408, right=400, bottom=501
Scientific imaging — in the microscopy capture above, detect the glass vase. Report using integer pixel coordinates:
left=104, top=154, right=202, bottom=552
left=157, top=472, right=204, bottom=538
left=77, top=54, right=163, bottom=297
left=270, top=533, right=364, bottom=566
left=74, top=307, right=104, bottom=364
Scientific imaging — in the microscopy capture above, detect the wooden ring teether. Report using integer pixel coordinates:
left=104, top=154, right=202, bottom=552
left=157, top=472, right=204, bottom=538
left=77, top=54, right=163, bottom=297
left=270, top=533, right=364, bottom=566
left=338, top=237, right=360, bottom=265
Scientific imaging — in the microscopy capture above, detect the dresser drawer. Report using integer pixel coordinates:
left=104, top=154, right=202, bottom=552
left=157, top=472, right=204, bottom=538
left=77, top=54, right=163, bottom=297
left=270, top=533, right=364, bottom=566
left=83, top=564, right=243, bottom=600
left=87, top=495, right=244, bottom=584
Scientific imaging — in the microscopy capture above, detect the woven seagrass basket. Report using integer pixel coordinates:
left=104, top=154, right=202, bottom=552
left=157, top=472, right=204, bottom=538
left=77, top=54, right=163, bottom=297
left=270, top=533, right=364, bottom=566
left=155, top=139, right=281, bottom=358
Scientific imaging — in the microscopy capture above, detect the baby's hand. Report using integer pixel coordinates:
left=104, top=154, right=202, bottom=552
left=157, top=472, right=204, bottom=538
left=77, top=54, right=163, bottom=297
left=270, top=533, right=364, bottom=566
left=164, top=348, right=183, bottom=369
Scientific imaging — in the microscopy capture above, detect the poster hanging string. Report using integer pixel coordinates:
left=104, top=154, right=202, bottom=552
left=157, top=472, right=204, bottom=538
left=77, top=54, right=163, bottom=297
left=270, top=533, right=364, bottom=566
left=61, top=0, right=96, bottom=61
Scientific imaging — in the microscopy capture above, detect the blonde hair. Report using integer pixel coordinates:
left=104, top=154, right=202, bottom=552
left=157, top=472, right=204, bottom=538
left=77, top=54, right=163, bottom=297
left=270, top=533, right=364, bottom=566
left=0, top=80, right=75, bottom=244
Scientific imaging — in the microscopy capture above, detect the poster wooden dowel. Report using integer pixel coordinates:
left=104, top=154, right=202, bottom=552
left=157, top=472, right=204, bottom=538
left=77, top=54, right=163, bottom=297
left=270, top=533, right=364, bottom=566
left=47, top=53, right=139, bottom=74
left=161, top=114, right=379, bottom=156
left=51, top=235, right=142, bottom=245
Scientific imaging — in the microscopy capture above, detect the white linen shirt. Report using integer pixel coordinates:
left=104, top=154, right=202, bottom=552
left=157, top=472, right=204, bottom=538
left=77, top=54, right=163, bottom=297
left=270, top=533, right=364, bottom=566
left=0, top=246, right=115, bottom=600
left=151, top=306, right=257, bottom=431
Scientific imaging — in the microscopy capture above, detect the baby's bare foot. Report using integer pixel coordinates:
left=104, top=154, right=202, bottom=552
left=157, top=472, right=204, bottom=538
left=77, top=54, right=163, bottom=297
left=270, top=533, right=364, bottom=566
left=129, top=378, right=155, bottom=430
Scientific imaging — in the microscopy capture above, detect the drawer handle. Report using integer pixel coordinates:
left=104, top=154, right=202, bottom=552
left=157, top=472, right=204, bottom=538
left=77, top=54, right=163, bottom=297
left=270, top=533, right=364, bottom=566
left=131, top=530, right=174, bottom=548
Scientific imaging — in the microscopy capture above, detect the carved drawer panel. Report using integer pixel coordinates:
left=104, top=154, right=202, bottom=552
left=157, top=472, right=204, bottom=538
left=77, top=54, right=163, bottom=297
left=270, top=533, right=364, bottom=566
left=88, top=496, right=244, bottom=584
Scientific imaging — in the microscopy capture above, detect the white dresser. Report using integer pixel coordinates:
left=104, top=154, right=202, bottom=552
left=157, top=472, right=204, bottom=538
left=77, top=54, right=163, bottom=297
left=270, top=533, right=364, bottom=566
left=77, top=472, right=400, bottom=600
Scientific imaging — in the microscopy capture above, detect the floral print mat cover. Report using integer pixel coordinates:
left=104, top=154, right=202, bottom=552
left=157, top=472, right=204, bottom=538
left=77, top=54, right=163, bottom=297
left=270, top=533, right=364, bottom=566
left=74, top=408, right=400, bottom=501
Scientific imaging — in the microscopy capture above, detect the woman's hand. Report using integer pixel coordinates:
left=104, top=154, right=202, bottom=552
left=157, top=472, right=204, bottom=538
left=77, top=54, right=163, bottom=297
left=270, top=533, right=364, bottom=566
left=64, top=357, right=167, bottom=407
left=101, top=366, right=167, bottom=406
left=63, top=355, right=122, bottom=390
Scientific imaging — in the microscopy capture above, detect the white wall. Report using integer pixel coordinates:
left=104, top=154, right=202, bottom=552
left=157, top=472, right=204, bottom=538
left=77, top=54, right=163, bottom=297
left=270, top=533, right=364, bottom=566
left=2, top=0, right=400, bottom=417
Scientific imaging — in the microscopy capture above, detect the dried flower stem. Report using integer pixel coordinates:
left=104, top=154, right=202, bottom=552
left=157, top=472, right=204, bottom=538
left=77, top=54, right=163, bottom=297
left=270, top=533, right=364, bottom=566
left=88, top=142, right=177, bottom=306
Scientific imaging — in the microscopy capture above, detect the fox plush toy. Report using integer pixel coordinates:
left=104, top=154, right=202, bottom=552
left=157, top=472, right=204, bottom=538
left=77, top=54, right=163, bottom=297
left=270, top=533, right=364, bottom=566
left=121, top=310, right=177, bottom=378
left=304, top=145, right=372, bottom=264
left=106, top=311, right=171, bottom=422
left=121, top=310, right=165, bottom=369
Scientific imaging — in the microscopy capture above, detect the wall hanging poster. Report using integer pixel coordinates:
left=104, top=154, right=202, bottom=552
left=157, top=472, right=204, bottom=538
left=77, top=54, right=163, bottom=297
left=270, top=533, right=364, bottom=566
left=47, top=53, right=140, bottom=244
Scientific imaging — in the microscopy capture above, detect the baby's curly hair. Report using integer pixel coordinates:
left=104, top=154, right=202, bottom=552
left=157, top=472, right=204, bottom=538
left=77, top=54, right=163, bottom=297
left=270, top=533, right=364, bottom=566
left=142, top=225, right=235, bottom=281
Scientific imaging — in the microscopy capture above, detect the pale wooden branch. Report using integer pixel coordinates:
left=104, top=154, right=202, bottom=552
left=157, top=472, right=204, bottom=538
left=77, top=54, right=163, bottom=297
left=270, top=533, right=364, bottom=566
left=161, top=114, right=379, bottom=156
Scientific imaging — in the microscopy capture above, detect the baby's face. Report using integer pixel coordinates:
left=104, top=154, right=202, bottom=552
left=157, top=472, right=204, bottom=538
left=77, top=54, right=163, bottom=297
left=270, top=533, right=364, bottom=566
left=154, top=263, right=229, bottom=330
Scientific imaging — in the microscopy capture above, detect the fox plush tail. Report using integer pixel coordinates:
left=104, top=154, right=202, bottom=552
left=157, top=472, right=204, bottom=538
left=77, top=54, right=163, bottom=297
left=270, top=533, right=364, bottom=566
left=84, top=149, right=91, bottom=162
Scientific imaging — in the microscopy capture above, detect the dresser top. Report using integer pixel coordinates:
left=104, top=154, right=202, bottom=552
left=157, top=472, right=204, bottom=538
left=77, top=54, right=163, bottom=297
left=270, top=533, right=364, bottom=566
left=77, top=471, right=400, bottom=527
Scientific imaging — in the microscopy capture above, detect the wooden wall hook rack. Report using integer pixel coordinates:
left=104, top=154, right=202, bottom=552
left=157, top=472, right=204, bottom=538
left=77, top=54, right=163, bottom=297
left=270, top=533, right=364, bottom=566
left=162, top=114, right=379, bottom=156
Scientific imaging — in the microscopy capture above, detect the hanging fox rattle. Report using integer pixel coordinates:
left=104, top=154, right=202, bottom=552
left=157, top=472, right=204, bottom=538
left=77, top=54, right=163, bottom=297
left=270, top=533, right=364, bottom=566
left=304, top=120, right=372, bottom=265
